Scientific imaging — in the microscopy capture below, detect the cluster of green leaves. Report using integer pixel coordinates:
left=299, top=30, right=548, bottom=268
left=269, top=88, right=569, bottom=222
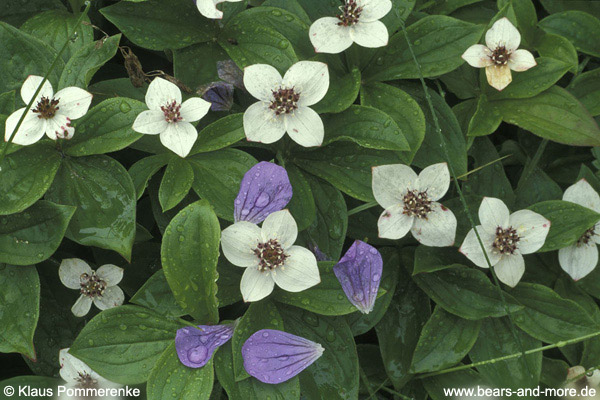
left=1, top=0, right=600, bottom=399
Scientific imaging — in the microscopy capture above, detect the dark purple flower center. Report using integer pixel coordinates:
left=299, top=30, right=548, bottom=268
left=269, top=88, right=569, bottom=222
left=578, top=227, right=596, bottom=246
left=337, top=0, right=363, bottom=26
left=269, top=88, right=300, bottom=116
left=80, top=272, right=107, bottom=298
left=492, top=226, right=520, bottom=254
left=254, top=239, right=287, bottom=271
left=32, top=96, right=60, bottom=119
left=161, top=100, right=182, bottom=123
left=75, top=372, right=98, bottom=389
left=491, top=46, right=510, bottom=66
left=402, top=190, right=432, bottom=219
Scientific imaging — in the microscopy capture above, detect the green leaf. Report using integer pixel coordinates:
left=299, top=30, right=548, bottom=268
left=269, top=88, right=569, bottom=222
left=361, top=82, right=426, bottom=163
left=131, top=270, right=186, bottom=318
left=568, top=68, right=600, bottom=117
left=292, top=143, right=403, bottom=202
left=88, top=78, right=147, bottom=105
left=534, top=33, right=579, bottom=74
left=147, top=343, right=214, bottom=400
left=45, top=155, right=136, bottom=261
left=411, top=307, right=481, bottom=373
left=312, top=67, right=361, bottom=114
left=539, top=11, right=600, bottom=57
left=263, top=0, right=311, bottom=24
left=0, top=90, right=15, bottom=114
left=173, top=41, right=228, bottom=90
left=278, top=305, right=359, bottom=400
left=540, top=357, right=569, bottom=388
left=412, top=266, right=524, bottom=320
left=129, top=154, right=172, bottom=200
left=189, top=149, right=257, bottom=221
left=423, top=368, right=485, bottom=400
left=466, top=95, right=502, bottom=137
left=0, top=0, right=65, bottom=26
left=190, top=114, right=246, bottom=155
left=495, top=86, right=600, bottom=146
left=20, top=10, right=94, bottom=62
left=232, top=300, right=284, bottom=381
left=469, top=317, right=541, bottom=389
left=0, top=264, right=39, bottom=359
left=295, top=0, right=339, bottom=22
left=216, top=257, right=243, bottom=307
left=0, top=201, right=75, bottom=265
left=0, top=144, right=61, bottom=215
left=0, top=21, right=63, bottom=93
left=100, top=0, right=214, bottom=51
left=159, top=158, right=194, bottom=212
left=323, top=105, right=410, bottom=151
left=511, top=283, right=600, bottom=343
left=440, top=64, right=479, bottom=100
left=285, top=163, right=315, bottom=232
left=65, top=98, right=146, bottom=156
left=412, top=246, right=466, bottom=275
left=528, top=200, right=600, bottom=252
left=161, top=200, right=220, bottom=323
left=498, top=0, right=537, bottom=46
left=70, top=305, right=183, bottom=384
left=363, top=15, right=484, bottom=82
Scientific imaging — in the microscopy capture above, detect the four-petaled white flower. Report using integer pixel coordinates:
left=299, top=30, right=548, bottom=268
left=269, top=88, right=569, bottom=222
left=460, top=197, right=550, bottom=287
left=132, top=77, right=211, bottom=158
left=4, top=75, right=92, bottom=146
left=59, top=348, right=122, bottom=398
left=243, top=61, right=329, bottom=147
left=221, top=209, right=321, bottom=302
left=558, top=179, right=600, bottom=281
left=59, top=258, right=125, bottom=317
left=195, top=0, right=243, bottom=19
left=372, top=163, right=457, bottom=247
left=461, top=17, right=536, bottom=91
left=309, top=0, right=392, bottom=54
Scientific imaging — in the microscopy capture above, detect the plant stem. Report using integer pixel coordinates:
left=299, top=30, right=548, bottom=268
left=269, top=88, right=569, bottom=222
left=347, top=201, right=379, bottom=216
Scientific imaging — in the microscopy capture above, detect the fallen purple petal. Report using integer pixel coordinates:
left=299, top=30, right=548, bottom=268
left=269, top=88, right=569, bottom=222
left=234, top=162, right=293, bottom=224
left=217, top=60, right=245, bottom=90
left=201, top=82, right=234, bottom=111
left=333, top=240, right=383, bottom=314
left=242, top=329, right=324, bottom=384
left=175, top=324, right=234, bottom=368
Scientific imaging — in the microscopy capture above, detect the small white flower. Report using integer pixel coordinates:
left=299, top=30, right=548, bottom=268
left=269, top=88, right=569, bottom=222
left=220, top=209, right=321, bottom=302
left=459, top=197, right=550, bottom=287
left=4, top=75, right=92, bottom=145
left=461, top=17, right=536, bottom=91
left=195, top=0, right=243, bottom=19
left=309, top=0, right=392, bottom=54
left=564, top=366, right=600, bottom=400
left=132, top=77, right=211, bottom=158
left=59, top=348, right=122, bottom=399
left=243, top=61, right=329, bottom=147
left=59, top=259, right=124, bottom=317
left=558, top=179, right=600, bottom=281
left=372, top=163, right=457, bottom=247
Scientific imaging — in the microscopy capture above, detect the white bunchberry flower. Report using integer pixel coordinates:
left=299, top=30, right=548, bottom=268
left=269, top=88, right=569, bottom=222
left=132, top=77, right=211, bottom=158
left=194, top=0, right=243, bottom=19
left=243, top=61, right=329, bottom=147
left=461, top=17, right=536, bottom=91
left=558, top=179, right=600, bottom=281
left=59, top=259, right=124, bottom=317
left=59, top=348, right=122, bottom=398
left=309, top=0, right=392, bottom=53
left=460, top=197, right=550, bottom=287
left=220, top=209, right=321, bottom=302
left=4, top=75, right=92, bottom=145
left=564, top=366, right=600, bottom=400
left=372, top=163, right=457, bottom=246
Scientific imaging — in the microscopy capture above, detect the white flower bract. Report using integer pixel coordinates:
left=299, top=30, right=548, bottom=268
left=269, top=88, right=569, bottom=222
left=132, top=77, right=211, bottom=158
left=4, top=75, right=92, bottom=146
left=58, top=258, right=125, bottom=317
left=558, top=179, right=600, bottom=281
left=309, top=0, right=392, bottom=54
left=242, top=61, right=329, bottom=147
left=372, top=162, right=457, bottom=247
left=59, top=348, right=122, bottom=398
left=220, top=209, right=321, bottom=302
left=461, top=17, right=536, bottom=91
left=195, top=0, right=243, bottom=19
left=459, top=197, right=550, bottom=287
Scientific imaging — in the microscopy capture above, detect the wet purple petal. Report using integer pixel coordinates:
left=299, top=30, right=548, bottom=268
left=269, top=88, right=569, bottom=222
left=175, top=324, right=234, bottom=368
left=242, top=329, right=324, bottom=384
left=234, top=162, right=293, bottom=224
left=201, top=82, right=234, bottom=111
left=333, top=240, right=383, bottom=314
left=217, top=60, right=244, bottom=90
left=307, top=241, right=331, bottom=261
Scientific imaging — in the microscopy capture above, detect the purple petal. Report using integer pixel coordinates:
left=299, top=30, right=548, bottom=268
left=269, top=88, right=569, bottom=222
left=333, top=240, right=383, bottom=314
left=201, top=82, right=234, bottom=111
left=307, top=241, right=331, bottom=261
left=242, top=329, right=324, bottom=384
left=217, top=60, right=244, bottom=90
left=234, top=162, right=293, bottom=224
left=175, top=324, right=234, bottom=368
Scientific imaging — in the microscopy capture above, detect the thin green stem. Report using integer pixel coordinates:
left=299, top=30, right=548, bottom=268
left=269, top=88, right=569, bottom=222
left=398, top=19, right=534, bottom=380
left=359, top=366, right=376, bottom=399
left=366, top=377, right=390, bottom=400
left=0, top=2, right=91, bottom=166
left=347, top=201, right=379, bottom=216
left=518, top=139, right=548, bottom=189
